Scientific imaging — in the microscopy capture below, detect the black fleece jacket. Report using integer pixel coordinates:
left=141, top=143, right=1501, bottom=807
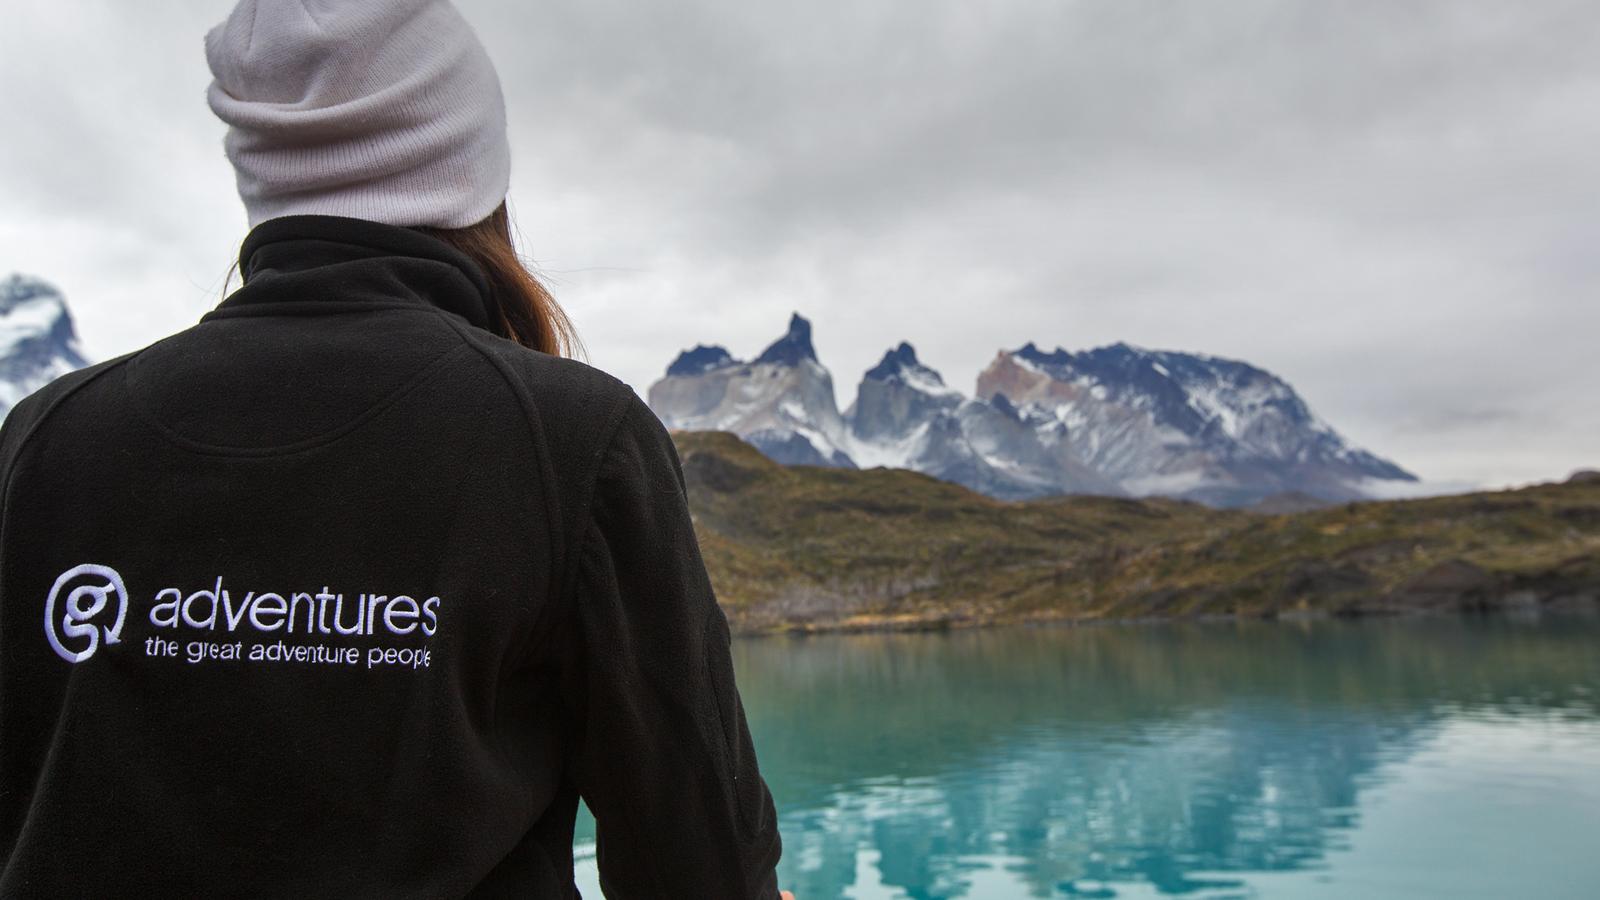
left=0, top=215, right=783, bottom=898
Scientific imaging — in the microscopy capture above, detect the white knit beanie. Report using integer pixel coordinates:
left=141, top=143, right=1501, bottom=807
left=204, top=0, right=511, bottom=229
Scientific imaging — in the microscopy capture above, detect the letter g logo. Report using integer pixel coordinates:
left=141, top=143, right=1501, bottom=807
left=44, top=563, right=129, bottom=664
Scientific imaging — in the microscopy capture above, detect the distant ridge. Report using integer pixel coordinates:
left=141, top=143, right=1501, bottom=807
left=648, top=312, right=1417, bottom=507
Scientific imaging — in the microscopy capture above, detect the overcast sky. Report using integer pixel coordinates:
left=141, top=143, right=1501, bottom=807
left=2, top=0, right=1596, bottom=488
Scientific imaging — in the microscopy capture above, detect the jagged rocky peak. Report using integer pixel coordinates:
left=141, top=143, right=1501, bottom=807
left=838, top=341, right=1119, bottom=498
left=847, top=340, right=964, bottom=447
left=1015, top=340, right=1069, bottom=367
left=752, top=312, right=818, bottom=367
left=0, top=273, right=92, bottom=417
left=861, top=341, right=961, bottom=396
left=1, top=274, right=83, bottom=341
left=3, top=273, right=50, bottom=309
left=864, top=341, right=921, bottom=380
left=647, top=311, right=853, bottom=469
left=1, top=275, right=89, bottom=362
left=666, top=343, right=737, bottom=377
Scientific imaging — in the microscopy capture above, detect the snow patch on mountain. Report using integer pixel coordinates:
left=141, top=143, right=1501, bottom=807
left=0, top=274, right=90, bottom=417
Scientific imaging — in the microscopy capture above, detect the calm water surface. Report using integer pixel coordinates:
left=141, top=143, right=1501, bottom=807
left=576, top=614, right=1600, bottom=898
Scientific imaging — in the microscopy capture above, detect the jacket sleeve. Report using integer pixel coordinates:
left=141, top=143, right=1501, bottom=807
left=562, top=392, right=783, bottom=899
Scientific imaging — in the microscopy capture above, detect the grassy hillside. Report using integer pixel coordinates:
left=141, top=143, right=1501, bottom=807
left=671, top=430, right=1600, bottom=634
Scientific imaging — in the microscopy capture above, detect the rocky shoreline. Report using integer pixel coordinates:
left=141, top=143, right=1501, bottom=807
left=728, top=594, right=1600, bottom=638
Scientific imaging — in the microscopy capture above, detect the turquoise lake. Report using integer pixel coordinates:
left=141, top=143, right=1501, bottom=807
left=575, top=614, right=1600, bottom=898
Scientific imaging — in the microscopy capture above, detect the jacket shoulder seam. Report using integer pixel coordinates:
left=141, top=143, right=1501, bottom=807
left=563, top=384, right=640, bottom=612
left=422, top=309, right=635, bottom=659
left=127, top=342, right=473, bottom=457
left=0, top=350, right=144, bottom=564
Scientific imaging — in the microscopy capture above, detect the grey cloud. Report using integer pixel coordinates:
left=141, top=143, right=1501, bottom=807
left=1, top=0, right=1596, bottom=489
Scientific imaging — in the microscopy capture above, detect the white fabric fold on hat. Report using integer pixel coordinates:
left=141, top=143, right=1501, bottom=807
left=204, top=0, right=511, bottom=229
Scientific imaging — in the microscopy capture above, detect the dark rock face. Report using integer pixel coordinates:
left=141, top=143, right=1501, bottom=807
left=666, top=344, right=736, bottom=377
left=862, top=341, right=922, bottom=381
left=751, top=312, right=818, bottom=367
left=1568, top=469, right=1600, bottom=485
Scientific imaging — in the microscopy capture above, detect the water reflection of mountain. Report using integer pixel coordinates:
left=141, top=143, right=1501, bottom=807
left=729, top=616, right=1599, bottom=898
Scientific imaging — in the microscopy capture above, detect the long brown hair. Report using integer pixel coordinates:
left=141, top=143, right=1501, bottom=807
left=417, top=201, right=584, bottom=359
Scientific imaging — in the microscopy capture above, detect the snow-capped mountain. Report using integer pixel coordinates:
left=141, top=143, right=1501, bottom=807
left=842, top=342, right=1119, bottom=500
left=978, top=342, right=1415, bottom=505
left=0, top=274, right=90, bottom=418
left=649, top=315, right=1418, bottom=506
left=845, top=342, right=962, bottom=447
left=647, top=313, right=855, bottom=468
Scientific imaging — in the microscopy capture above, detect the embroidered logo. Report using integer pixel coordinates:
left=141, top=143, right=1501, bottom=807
left=44, top=563, right=129, bottom=664
left=41, top=563, right=443, bottom=671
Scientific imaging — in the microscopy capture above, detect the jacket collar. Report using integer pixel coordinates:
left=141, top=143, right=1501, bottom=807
left=200, top=214, right=496, bottom=332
